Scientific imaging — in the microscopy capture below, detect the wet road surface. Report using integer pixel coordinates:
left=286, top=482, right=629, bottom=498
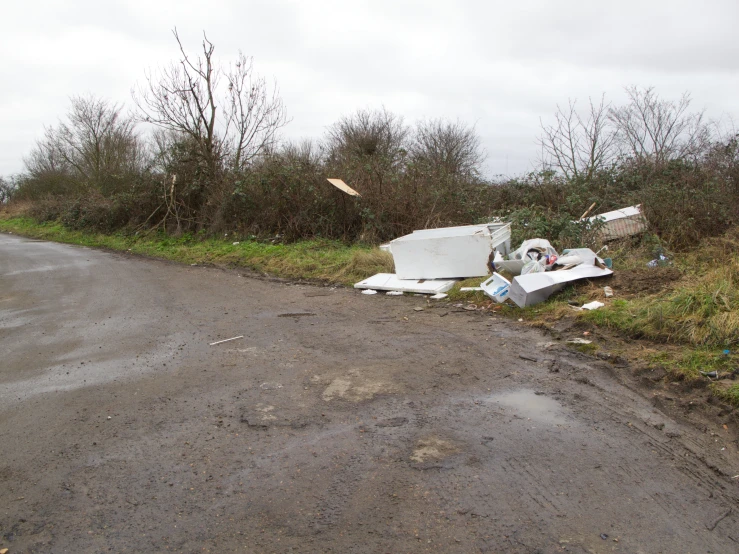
left=1, top=233, right=738, bottom=553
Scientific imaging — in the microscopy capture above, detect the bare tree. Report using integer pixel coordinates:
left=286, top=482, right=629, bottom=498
left=223, top=54, right=289, bottom=169
left=24, top=95, right=143, bottom=194
left=324, top=108, right=409, bottom=200
left=133, top=29, right=288, bottom=176
left=608, top=86, right=711, bottom=164
left=0, top=176, right=16, bottom=204
left=24, top=131, right=73, bottom=178
left=325, top=107, right=408, bottom=164
left=538, top=95, right=616, bottom=181
left=411, top=119, right=485, bottom=178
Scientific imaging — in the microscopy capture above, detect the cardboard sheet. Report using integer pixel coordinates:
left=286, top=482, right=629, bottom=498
left=327, top=178, right=361, bottom=197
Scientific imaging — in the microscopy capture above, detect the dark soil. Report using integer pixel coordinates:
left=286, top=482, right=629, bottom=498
left=603, top=266, right=683, bottom=297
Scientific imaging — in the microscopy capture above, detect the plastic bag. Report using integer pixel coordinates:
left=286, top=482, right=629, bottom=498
left=521, top=259, right=546, bottom=275
left=510, top=239, right=558, bottom=262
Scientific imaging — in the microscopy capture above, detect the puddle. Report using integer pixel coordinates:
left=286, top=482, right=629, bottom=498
left=322, top=377, right=389, bottom=402
left=487, top=389, right=566, bottom=424
left=410, top=437, right=458, bottom=463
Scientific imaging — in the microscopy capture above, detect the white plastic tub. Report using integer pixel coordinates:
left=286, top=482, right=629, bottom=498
left=481, top=272, right=511, bottom=303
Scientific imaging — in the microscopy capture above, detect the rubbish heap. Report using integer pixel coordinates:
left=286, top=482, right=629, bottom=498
left=354, top=222, right=511, bottom=295
left=355, top=206, right=639, bottom=307
left=491, top=240, right=612, bottom=307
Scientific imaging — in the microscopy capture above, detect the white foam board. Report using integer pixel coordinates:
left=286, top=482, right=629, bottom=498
left=508, top=264, right=613, bottom=308
left=354, top=273, right=458, bottom=294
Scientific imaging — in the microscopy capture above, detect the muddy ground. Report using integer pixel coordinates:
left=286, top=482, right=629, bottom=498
left=1, top=233, right=738, bottom=553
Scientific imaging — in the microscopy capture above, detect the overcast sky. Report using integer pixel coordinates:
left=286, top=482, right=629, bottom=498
left=2, top=0, right=738, bottom=178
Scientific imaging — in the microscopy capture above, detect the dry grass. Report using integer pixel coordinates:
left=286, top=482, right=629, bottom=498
left=326, top=249, right=395, bottom=284
left=0, top=201, right=32, bottom=217
left=711, top=382, right=739, bottom=407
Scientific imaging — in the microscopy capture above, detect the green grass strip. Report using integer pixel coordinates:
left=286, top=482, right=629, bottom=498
left=0, top=216, right=393, bottom=286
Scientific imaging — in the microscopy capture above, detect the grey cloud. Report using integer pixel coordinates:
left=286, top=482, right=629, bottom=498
left=2, top=0, right=738, bottom=178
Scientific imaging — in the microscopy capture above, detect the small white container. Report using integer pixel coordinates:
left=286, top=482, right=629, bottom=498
left=481, top=272, right=511, bottom=303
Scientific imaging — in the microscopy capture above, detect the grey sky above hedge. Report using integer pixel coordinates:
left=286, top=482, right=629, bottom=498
left=2, top=0, right=738, bottom=177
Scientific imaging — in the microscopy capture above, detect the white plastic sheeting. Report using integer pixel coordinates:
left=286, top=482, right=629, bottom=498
left=508, top=248, right=612, bottom=308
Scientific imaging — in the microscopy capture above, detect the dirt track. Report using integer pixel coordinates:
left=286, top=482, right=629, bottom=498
left=1, top=233, right=739, bottom=553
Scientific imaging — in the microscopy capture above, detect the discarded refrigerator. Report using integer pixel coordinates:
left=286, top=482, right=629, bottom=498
left=389, top=223, right=512, bottom=280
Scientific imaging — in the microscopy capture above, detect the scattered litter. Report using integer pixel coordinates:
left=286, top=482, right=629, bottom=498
left=209, top=335, right=244, bottom=346
left=584, top=205, right=647, bottom=241
left=107, top=416, right=111, bottom=420
left=481, top=273, right=511, bottom=303
left=414, top=307, right=424, bottom=312
left=355, top=273, right=457, bottom=295
left=460, top=287, right=483, bottom=292
left=604, top=286, right=613, bottom=298
left=326, top=178, right=361, bottom=197
left=567, top=338, right=592, bottom=345
left=430, top=293, right=448, bottom=299
left=600, top=533, right=609, bottom=540
left=508, top=248, right=612, bottom=308
left=647, top=255, right=670, bottom=268
left=700, top=371, right=719, bottom=379
left=464, top=305, right=477, bottom=311
left=722, top=349, right=731, bottom=356
left=386, top=291, right=404, bottom=296
left=647, top=249, right=671, bottom=268
left=583, top=331, right=591, bottom=336
left=580, top=202, right=598, bottom=220
left=232, top=241, right=240, bottom=245
left=361, top=289, right=378, bottom=295
left=582, top=301, right=605, bottom=311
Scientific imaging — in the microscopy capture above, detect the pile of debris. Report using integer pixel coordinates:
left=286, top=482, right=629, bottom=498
left=355, top=222, right=512, bottom=298
left=356, top=205, right=645, bottom=308
left=491, top=240, right=612, bottom=307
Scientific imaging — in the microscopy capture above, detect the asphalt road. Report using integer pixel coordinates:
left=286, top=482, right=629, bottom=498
left=1, top=233, right=738, bottom=553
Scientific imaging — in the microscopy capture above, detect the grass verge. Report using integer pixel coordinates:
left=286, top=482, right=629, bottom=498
left=0, top=216, right=393, bottom=286
left=3, top=213, right=738, bottom=406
